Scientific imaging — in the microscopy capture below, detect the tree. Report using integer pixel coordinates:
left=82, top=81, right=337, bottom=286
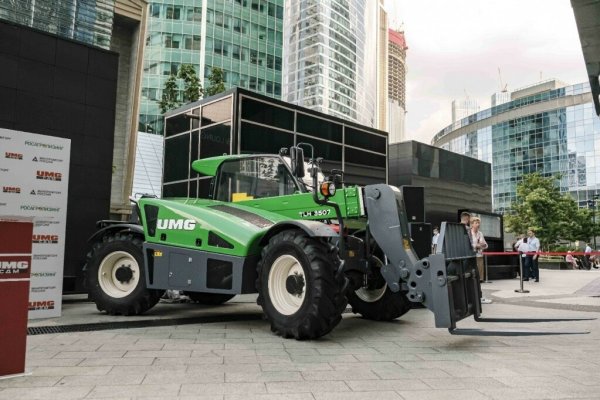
left=158, top=74, right=180, bottom=114
left=205, top=67, right=226, bottom=97
left=178, top=64, right=202, bottom=103
left=158, top=64, right=203, bottom=114
left=504, top=172, right=596, bottom=249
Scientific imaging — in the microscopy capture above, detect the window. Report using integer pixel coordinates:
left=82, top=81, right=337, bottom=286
left=151, top=4, right=160, bottom=18
left=250, top=50, right=258, bottom=64
left=240, top=122, right=294, bottom=154
left=184, top=35, right=201, bottom=50
left=241, top=97, right=294, bottom=130
left=186, top=7, right=201, bottom=22
left=164, top=34, right=180, bottom=49
left=200, top=123, right=231, bottom=158
left=166, top=6, right=181, bottom=20
left=215, top=157, right=300, bottom=202
left=215, top=11, right=228, bottom=28
left=164, top=133, right=191, bottom=182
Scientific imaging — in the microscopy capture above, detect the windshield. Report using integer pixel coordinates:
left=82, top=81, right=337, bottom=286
left=282, top=156, right=325, bottom=191
left=215, top=156, right=301, bottom=202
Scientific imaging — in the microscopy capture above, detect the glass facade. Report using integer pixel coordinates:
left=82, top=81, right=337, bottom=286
left=139, top=0, right=284, bottom=135
left=432, top=82, right=600, bottom=213
left=283, top=0, right=377, bottom=127
left=0, top=0, right=114, bottom=49
left=162, top=89, right=387, bottom=198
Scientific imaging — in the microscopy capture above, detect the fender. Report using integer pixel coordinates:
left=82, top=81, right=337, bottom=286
left=87, top=223, right=145, bottom=244
left=259, top=220, right=338, bottom=246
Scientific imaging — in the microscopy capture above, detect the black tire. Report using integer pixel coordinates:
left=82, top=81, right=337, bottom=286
left=186, top=292, right=236, bottom=305
left=347, top=256, right=411, bottom=321
left=85, top=232, right=163, bottom=315
left=256, top=229, right=347, bottom=340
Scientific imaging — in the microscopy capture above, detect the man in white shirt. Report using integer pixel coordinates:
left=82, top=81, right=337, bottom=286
left=527, top=229, right=540, bottom=282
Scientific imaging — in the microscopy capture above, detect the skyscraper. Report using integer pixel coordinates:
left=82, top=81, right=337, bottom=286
left=0, top=0, right=115, bottom=49
left=451, top=98, right=480, bottom=123
left=139, top=0, right=284, bottom=135
left=387, top=28, right=407, bottom=143
left=283, top=0, right=380, bottom=128
left=433, top=80, right=599, bottom=212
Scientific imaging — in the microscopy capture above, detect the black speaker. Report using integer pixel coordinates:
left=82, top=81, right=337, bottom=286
left=409, top=222, right=432, bottom=260
left=401, top=186, right=425, bottom=223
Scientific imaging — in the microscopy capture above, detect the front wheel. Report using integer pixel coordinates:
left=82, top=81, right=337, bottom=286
left=256, top=229, right=346, bottom=340
left=85, top=232, right=163, bottom=315
left=347, top=257, right=411, bottom=321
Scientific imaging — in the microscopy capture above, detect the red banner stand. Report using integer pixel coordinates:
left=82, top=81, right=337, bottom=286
left=0, top=217, right=33, bottom=378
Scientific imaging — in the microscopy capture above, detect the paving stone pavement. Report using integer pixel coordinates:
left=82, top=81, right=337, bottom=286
left=2, top=270, right=600, bottom=400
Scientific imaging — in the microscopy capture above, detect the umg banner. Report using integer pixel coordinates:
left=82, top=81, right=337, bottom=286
left=0, top=128, right=70, bottom=319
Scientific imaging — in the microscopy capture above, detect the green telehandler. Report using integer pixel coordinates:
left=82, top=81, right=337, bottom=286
left=84, top=144, right=482, bottom=339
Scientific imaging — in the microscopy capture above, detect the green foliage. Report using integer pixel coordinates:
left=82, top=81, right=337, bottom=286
left=505, top=172, right=598, bottom=249
left=158, top=74, right=180, bottom=114
left=159, top=64, right=203, bottom=114
left=205, top=67, right=226, bottom=97
left=178, top=64, right=203, bottom=103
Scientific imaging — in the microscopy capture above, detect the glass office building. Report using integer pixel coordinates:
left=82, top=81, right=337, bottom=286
left=139, top=0, right=284, bottom=135
left=283, top=0, right=378, bottom=127
left=162, top=88, right=388, bottom=198
left=0, top=0, right=115, bottom=49
left=432, top=81, right=600, bottom=213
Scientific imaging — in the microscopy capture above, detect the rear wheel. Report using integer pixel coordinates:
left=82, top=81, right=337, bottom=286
left=347, top=256, right=411, bottom=321
left=257, top=229, right=346, bottom=340
left=187, top=292, right=235, bottom=305
left=85, top=232, right=163, bottom=315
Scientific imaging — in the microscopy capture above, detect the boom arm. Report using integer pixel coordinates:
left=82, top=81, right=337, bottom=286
left=363, top=184, right=482, bottom=330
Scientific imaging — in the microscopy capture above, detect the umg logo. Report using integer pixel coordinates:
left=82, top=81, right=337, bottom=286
left=157, top=219, right=196, bottom=230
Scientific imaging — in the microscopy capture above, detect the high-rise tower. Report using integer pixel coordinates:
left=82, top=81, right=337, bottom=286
left=283, top=0, right=379, bottom=127
left=139, top=0, right=284, bottom=134
left=387, top=28, right=407, bottom=143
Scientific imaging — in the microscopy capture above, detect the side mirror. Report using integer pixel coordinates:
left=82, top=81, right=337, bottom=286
left=290, top=146, right=305, bottom=178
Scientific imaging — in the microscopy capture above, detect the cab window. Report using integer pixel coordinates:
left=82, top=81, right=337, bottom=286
left=215, top=156, right=300, bottom=202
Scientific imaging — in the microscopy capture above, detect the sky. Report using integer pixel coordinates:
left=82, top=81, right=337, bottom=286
left=385, top=0, right=588, bottom=144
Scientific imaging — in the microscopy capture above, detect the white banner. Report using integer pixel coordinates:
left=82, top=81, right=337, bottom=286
left=0, top=128, right=70, bottom=319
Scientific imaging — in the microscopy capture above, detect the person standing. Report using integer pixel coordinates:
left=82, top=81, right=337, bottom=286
left=584, top=243, right=592, bottom=269
left=460, top=211, right=472, bottom=242
left=431, top=226, right=440, bottom=254
left=470, top=216, right=488, bottom=282
left=517, top=236, right=531, bottom=280
left=527, top=229, right=540, bottom=282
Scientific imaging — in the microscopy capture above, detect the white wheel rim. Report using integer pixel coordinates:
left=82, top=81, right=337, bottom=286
left=98, top=251, right=140, bottom=298
left=355, top=284, right=387, bottom=303
left=268, top=254, right=306, bottom=315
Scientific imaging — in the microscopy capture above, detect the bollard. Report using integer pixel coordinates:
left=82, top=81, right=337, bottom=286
left=515, top=253, right=530, bottom=293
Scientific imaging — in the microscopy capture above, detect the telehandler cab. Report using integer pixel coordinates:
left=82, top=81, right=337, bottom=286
left=84, top=144, right=482, bottom=339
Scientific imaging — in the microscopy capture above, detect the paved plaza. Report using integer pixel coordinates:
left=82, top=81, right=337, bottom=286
left=2, top=269, right=600, bottom=400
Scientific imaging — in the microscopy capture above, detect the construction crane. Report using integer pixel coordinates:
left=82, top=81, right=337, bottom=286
left=498, top=68, right=508, bottom=92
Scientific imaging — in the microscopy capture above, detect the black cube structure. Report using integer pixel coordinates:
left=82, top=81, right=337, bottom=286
left=0, top=21, right=118, bottom=292
left=162, top=88, right=389, bottom=197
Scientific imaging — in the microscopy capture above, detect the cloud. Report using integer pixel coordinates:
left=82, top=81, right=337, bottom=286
left=388, top=0, right=588, bottom=144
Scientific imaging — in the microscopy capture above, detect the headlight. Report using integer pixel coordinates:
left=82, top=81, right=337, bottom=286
left=320, top=181, right=336, bottom=197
